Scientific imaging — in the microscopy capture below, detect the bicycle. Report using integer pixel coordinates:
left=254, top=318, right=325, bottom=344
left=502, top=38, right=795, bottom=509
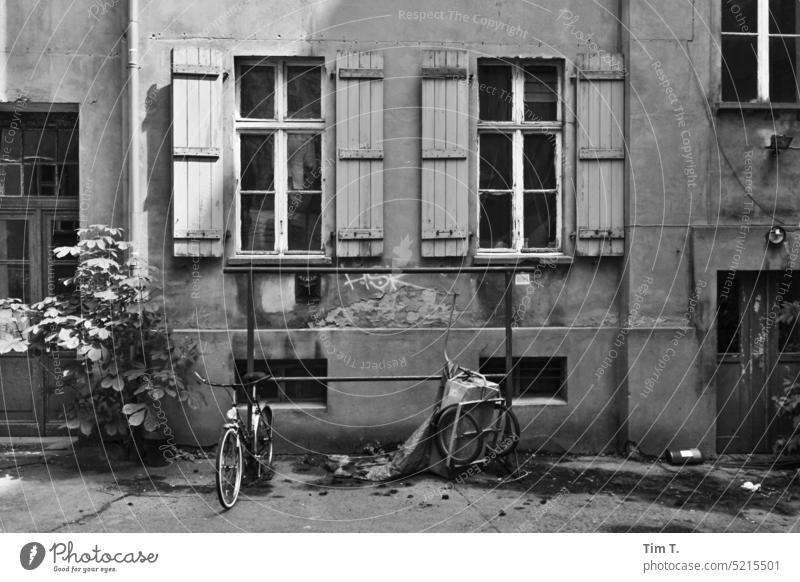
left=194, top=370, right=275, bottom=509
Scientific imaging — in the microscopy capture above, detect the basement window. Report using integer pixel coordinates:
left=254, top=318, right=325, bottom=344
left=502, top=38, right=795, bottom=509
left=721, top=0, right=800, bottom=102
left=479, top=356, right=567, bottom=402
left=235, top=358, right=327, bottom=405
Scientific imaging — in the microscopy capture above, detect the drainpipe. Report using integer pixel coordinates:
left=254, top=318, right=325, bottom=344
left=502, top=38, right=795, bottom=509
left=127, top=0, right=142, bottom=260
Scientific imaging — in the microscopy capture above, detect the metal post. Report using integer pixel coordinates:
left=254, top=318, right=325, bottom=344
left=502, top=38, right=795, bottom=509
left=504, top=270, right=513, bottom=406
left=246, top=270, right=255, bottom=376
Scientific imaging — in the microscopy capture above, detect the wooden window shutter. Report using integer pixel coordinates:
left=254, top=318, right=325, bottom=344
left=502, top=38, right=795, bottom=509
left=171, top=47, right=224, bottom=257
left=576, top=53, right=625, bottom=256
left=335, top=51, right=384, bottom=257
left=420, top=50, right=469, bottom=257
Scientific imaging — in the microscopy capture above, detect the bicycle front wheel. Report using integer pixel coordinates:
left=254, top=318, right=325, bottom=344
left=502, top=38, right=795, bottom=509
left=215, top=427, right=243, bottom=510
left=434, top=405, right=483, bottom=465
left=252, top=408, right=274, bottom=480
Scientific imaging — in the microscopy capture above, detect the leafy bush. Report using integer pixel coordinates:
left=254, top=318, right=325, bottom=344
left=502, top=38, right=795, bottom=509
left=0, top=225, right=199, bottom=440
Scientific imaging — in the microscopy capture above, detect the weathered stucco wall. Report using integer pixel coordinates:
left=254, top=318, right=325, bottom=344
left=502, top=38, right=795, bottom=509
left=131, top=0, right=630, bottom=450
left=1, top=0, right=126, bottom=226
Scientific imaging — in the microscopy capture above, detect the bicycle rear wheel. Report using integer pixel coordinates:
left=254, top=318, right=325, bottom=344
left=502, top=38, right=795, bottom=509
left=434, top=405, right=483, bottom=465
left=215, top=427, right=243, bottom=509
left=487, top=404, right=520, bottom=458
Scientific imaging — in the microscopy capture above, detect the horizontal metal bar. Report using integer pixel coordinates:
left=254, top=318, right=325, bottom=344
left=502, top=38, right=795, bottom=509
left=223, top=264, right=554, bottom=274
left=246, top=373, right=507, bottom=383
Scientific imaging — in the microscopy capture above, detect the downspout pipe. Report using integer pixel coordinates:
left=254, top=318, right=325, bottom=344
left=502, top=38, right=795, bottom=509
left=127, top=0, right=141, bottom=258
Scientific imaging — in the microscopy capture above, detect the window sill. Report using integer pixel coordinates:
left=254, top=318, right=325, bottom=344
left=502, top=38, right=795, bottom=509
left=512, top=397, right=568, bottom=406
left=473, top=252, right=572, bottom=265
left=227, top=255, right=331, bottom=267
left=716, top=101, right=800, bottom=111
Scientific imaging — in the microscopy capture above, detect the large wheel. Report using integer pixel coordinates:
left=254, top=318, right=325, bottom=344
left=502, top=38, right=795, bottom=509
left=434, top=405, right=484, bottom=465
left=252, top=407, right=274, bottom=480
left=487, top=405, right=520, bottom=458
left=215, top=427, right=242, bottom=510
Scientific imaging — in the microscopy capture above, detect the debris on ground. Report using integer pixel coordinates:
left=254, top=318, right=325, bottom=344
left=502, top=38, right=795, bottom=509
left=741, top=481, right=762, bottom=492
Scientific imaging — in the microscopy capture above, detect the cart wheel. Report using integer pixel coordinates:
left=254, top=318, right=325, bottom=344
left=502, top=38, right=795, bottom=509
left=488, top=405, right=520, bottom=458
left=434, top=405, right=484, bottom=466
left=252, top=408, right=274, bottom=480
left=216, top=427, right=243, bottom=510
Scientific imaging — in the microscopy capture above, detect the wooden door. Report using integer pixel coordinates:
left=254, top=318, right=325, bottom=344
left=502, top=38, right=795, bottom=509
left=716, top=271, right=794, bottom=453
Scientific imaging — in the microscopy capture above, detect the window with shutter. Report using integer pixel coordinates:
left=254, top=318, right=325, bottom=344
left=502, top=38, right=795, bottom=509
left=234, top=57, right=325, bottom=256
left=171, top=47, right=225, bottom=258
left=421, top=50, right=470, bottom=257
left=477, top=59, right=562, bottom=254
left=336, top=51, right=384, bottom=257
left=575, top=53, right=625, bottom=257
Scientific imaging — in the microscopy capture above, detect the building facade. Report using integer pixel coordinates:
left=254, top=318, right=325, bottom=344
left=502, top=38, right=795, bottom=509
left=1, top=0, right=797, bottom=457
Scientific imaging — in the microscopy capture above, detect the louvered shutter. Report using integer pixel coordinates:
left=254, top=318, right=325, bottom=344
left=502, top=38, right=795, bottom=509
left=576, top=53, right=625, bottom=256
left=171, top=47, right=224, bottom=257
left=336, top=51, right=384, bottom=257
left=420, top=50, right=469, bottom=257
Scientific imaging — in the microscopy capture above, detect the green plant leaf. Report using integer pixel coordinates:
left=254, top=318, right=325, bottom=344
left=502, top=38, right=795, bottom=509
left=0, top=337, right=28, bottom=353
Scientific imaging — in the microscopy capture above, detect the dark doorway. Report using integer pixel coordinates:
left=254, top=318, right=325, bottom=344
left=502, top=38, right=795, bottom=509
left=715, top=271, right=797, bottom=453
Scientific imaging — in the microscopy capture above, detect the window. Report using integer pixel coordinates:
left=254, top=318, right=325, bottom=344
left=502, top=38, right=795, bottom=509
left=235, top=359, right=327, bottom=405
left=0, top=110, right=79, bottom=305
left=721, top=0, right=800, bottom=102
left=235, top=59, right=325, bottom=255
left=477, top=60, right=561, bottom=252
left=479, top=356, right=567, bottom=401
left=0, top=112, right=78, bottom=198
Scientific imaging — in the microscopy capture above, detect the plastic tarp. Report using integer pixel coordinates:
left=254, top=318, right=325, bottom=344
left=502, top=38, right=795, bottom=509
left=327, top=369, right=501, bottom=481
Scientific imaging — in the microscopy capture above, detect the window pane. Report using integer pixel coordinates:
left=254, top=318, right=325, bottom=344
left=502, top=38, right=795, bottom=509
left=0, top=265, right=29, bottom=300
left=240, top=193, right=275, bottom=251
left=479, top=133, right=512, bottom=190
left=717, top=273, right=740, bottom=353
left=523, top=134, right=556, bottom=190
left=240, top=65, right=275, bottom=118
left=287, top=133, right=321, bottom=190
left=0, top=220, right=28, bottom=260
left=523, top=65, right=558, bottom=121
left=770, top=0, right=797, bottom=34
left=523, top=192, right=556, bottom=248
left=23, top=129, right=57, bottom=160
left=721, top=35, right=758, bottom=101
left=0, top=220, right=29, bottom=301
left=478, top=64, right=512, bottom=121
left=49, top=220, right=78, bottom=295
left=240, top=134, right=274, bottom=191
left=58, top=165, right=78, bottom=197
left=39, top=164, right=57, bottom=196
left=287, top=193, right=321, bottom=251
left=770, top=37, right=799, bottom=102
left=723, top=0, right=757, bottom=32
left=0, top=165, right=21, bottom=196
left=1, top=129, right=22, bottom=160
left=479, top=191, right=512, bottom=248
left=58, top=128, right=78, bottom=163
left=23, top=163, right=38, bottom=196
left=287, top=65, right=322, bottom=119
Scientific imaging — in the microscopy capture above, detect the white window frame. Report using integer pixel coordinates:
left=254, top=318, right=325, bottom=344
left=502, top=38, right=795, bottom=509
left=476, top=59, right=563, bottom=255
left=234, top=57, right=326, bottom=256
left=721, top=0, right=800, bottom=102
